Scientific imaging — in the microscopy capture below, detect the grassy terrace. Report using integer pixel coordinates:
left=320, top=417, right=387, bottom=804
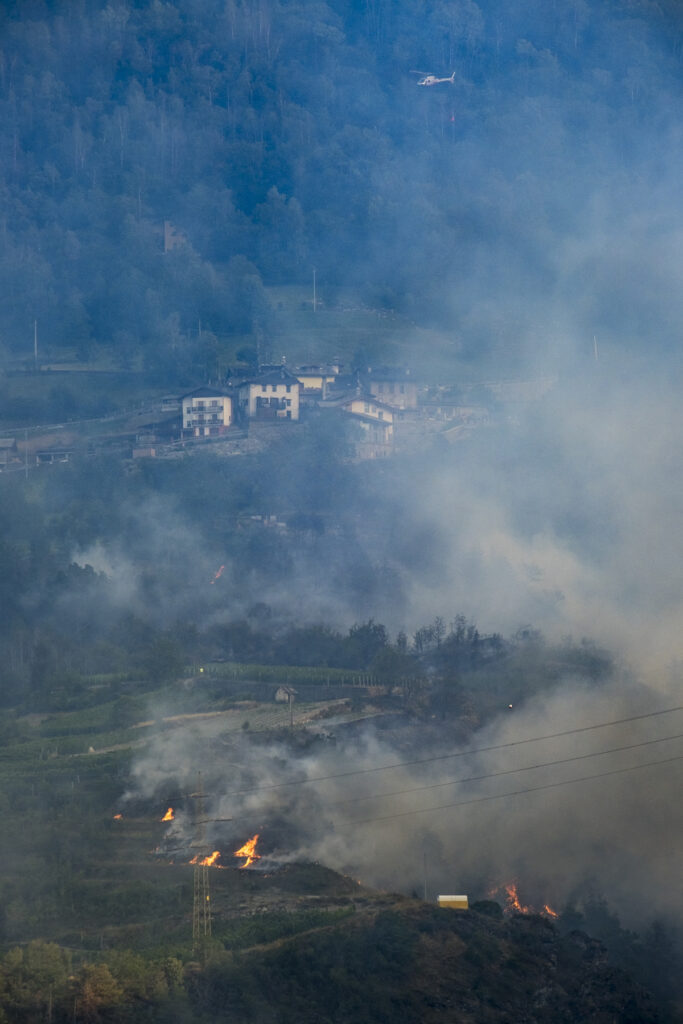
left=203, top=661, right=386, bottom=687
left=0, top=670, right=363, bottom=760
left=0, top=662, right=389, bottom=955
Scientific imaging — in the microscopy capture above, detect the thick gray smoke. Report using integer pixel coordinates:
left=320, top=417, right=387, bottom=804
left=71, top=351, right=683, bottom=674
left=384, top=359, right=683, bottom=674
left=130, top=663, right=683, bottom=928
left=106, top=0, right=683, bottom=927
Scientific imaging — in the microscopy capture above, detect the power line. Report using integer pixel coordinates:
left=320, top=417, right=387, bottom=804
left=153, top=740, right=683, bottom=868
left=147, top=705, right=683, bottom=840
left=344, top=752, right=683, bottom=826
left=211, top=731, right=683, bottom=827
left=226, top=704, right=683, bottom=797
left=325, top=729, right=683, bottom=810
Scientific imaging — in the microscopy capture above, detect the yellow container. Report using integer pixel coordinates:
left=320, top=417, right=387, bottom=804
left=437, top=895, right=468, bottom=910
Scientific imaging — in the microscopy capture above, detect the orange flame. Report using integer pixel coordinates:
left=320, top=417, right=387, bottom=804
left=503, top=881, right=533, bottom=915
left=489, top=882, right=558, bottom=919
left=190, top=850, right=221, bottom=866
left=113, top=813, right=123, bottom=820
left=234, top=833, right=260, bottom=868
left=210, top=565, right=225, bottom=584
left=161, top=807, right=174, bottom=822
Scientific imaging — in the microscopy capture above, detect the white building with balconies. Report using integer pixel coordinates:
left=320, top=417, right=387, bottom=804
left=238, top=367, right=300, bottom=422
left=181, top=387, right=234, bottom=437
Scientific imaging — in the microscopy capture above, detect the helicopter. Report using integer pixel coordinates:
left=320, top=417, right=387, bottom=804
left=411, top=70, right=456, bottom=86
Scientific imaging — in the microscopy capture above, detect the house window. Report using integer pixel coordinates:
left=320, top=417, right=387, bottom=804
left=364, top=403, right=369, bottom=413
left=378, top=411, right=384, bottom=419
left=286, top=385, right=291, bottom=393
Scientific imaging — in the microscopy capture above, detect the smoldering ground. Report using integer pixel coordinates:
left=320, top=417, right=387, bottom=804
left=130, top=663, right=683, bottom=928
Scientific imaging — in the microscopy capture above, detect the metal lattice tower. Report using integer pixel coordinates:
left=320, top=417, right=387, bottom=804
left=189, top=774, right=232, bottom=954
left=192, top=860, right=211, bottom=948
left=191, top=774, right=211, bottom=950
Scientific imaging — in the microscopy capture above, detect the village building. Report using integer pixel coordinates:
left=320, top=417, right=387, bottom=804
left=295, top=362, right=343, bottom=397
left=181, top=386, right=234, bottom=437
left=157, top=394, right=182, bottom=414
left=131, top=411, right=183, bottom=445
left=318, top=387, right=394, bottom=458
left=364, top=367, right=419, bottom=410
left=342, top=394, right=394, bottom=457
left=238, top=367, right=301, bottom=421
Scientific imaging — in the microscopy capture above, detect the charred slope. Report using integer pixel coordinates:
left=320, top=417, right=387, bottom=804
left=191, top=901, right=663, bottom=1024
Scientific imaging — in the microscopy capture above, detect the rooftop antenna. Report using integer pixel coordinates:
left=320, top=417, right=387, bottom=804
left=593, top=335, right=599, bottom=362
left=312, top=267, right=317, bottom=313
left=33, top=319, right=38, bottom=372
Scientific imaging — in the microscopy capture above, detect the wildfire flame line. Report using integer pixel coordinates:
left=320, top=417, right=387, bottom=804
left=184, top=834, right=261, bottom=871
left=234, top=833, right=260, bottom=868
left=161, top=807, right=174, bottom=822
left=489, top=882, right=558, bottom=919
left=190, top=850, right=221, bottom=867
left=503, top=882, right=534, bottom=915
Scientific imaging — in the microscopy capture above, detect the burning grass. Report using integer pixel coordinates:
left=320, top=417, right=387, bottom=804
left=488, top=881, right=559, bottom=919
left=234, top=833, right=261, bottom=868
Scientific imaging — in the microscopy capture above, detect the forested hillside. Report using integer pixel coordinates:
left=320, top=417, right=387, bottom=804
left=1, top=0, right=681, bottom=377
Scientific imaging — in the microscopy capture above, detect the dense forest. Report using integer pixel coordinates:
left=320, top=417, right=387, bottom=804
left=0, top=902, right=677, bottom=1023
left=1, top=0, right=682, bottom=377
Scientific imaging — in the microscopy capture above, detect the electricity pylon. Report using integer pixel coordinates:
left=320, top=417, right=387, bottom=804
left=190, top=774, right=211, bottom=950
left=189, top=773, right=232, bottom=954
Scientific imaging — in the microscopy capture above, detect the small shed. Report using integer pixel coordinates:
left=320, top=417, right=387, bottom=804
left=274, top=685, right=298, bottom=704
left=437, top=895, right=468, bottom=910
